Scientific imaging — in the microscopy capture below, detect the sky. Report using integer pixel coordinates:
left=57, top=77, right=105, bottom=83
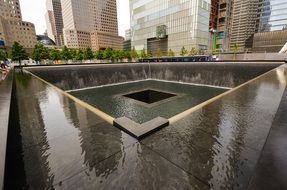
left=18, top=0, right=130, bottom=37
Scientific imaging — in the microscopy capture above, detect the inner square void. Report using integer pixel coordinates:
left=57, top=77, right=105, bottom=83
left=123, top=89, right=177, bottom=104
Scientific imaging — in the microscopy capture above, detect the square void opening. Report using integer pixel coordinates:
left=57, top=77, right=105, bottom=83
left=123, top=89, right=176, bottom=104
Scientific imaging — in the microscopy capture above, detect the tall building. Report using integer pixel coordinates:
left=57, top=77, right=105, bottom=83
left=45, top=0, right=64, bottom=47
left=61, top=0, right=123, bottom=51
left=256, top=0, right=287, bottom=33
left=216, top=0, right=233, bottom=52
left=130, top=0, right=211, bottom=55
left=0, top=0, right=37, bottom=51
left=123, top=29, right=131, bottom=51
left=252, top=0, right=287, bottom=52
left=230, top=0, right=259, bottom=52
left=209, top=0, right=218, bottom=53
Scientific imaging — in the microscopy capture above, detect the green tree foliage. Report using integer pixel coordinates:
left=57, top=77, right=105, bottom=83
left=130, top=47, right=138, bottom=59
left=167, top=49, right=175, bottom=57
left=69, top=49, right=77, bottom=60
left=180, top=46, right=187, bottom=56
left=232, top=43, right=239, bottom=60
left=75, top=49, right=84, bottom=61
left=232, top=43, right=239, bottom=54
left=61, top=46, right=72, bottom=60
left=0, top=49, right=7, bottom=61
left=95, top=49, right=130, bottom=61
left=140, top=48, right=147, bottom=58
left=147, top=52, right=153, bottom=58
left=49, top=48, right=62, bottom=62
left=111, top=50, right=120, bottom=61
left=83, top=47, right=94, bottom=60
left=30, top=43, right=49, bottom=64
left=103, top=48, right=113, bottom=60
left=118, top=50, right=126, bottom=60
left=124, top=51, right=131, bottom=59
left=95, top=50, right=104, bottom=60
left=155, top=48, right=163, bottom=57
left=9, top=42, right=28, bottom=64
left=189, top=47, right=198, bottom=56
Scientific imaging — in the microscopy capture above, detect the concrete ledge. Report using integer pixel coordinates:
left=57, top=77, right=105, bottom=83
left=0, top=71, right=13, bottom=190
left=113, top=117, right=169, bottom=139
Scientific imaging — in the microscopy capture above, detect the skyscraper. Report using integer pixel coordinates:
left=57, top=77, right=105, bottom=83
left=230, top=0, right=259, bottom=52
left=61, top=0, right=123, bottom=51
left=252, top=0, right=287, bottom=52
left=256, top=0, right=287, bottom=32
left=129, top=0, right=211, bottom=55
left=45, top=0, right=64, bottom=47
left=215, top=0, right=233, bottom=52
left=0, top=0, right=37, bottom=50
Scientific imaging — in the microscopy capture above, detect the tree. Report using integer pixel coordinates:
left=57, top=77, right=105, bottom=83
left=0, top=49, right=7, bottom=61
left=69, top=49, right=78, bottom=60
left=124, top=51, right=131, bottom=59
left=9, top=42, right=28, bottom=64
left=103, top=48, right=113, bottom=60
left=49, top=48, right=62, bottom=63
left=111, top=50, right=120, bottom=61
left=167, top=49, right=175, bottom=57
left=155, top=48, right=163, bottom=57
left=130, top=47, right=138, bottom=59
left=61, top=46, right=72, bottom=61
left=180, top=46, right=187, bottom=56
left=189, top=47, right=198, bottom=56
left=75, top=49, right=84, bottom=61
left=95, top=50, right=103, bottom=60
left=83, top=47, right=94, bottom=60
left=30, top=43, right=49, bottom=64
left=118, top=50, right=126, bottom=61
left=232, top=43, right=239, bottom=60
left=140, top=48, right=147, bottom=58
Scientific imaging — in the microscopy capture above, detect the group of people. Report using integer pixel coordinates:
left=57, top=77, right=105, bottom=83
left=0, top=59, right=10, bottom=82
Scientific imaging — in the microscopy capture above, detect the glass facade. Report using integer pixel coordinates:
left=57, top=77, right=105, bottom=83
left=130, top=0, right=211, bottom=54
left=257, top=0, right=287, bottom=32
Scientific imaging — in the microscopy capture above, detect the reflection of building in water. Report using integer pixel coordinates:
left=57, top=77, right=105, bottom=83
left=208, top=84, right=261, bottom=189
left=59, top=95, right=123, bottom=173
left=5, top=72, right=53, bottom=189
left=176, top=82, right=260, bottom=189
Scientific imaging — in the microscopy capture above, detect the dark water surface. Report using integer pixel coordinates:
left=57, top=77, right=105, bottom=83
left=70, top=80, right=227, bottom=123
left=4, top=65, right=287, bottom=189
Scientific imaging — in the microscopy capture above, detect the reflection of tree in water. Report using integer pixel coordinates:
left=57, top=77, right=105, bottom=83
left=60, top=95, right=122, bottom=177
left=5, top=71, right=54, bottom=189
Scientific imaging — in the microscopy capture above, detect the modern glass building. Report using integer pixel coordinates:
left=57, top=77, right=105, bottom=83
left=130, top=0, right=211, bottom=55
left=45, top=0, right=65, bottom=47
left=252, top=0, right=287, bottom=52
left=256, top=0, right=287, bottom=32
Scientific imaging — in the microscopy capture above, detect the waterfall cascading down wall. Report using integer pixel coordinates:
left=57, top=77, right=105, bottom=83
left=25, top=62, right=282, bottom=91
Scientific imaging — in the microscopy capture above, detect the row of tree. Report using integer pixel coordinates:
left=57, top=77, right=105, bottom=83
left=0, top=42, right=204, bottom=64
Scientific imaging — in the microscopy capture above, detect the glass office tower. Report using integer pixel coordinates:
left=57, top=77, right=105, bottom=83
left=257, top=0, right=287, bottom=32
left=130, top=0, right=211, bottom=55
left=252, top=0, right=287, bottom=52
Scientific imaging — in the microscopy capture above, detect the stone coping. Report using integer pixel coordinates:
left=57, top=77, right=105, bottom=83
left=113, top=116, right=169, bottom=139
